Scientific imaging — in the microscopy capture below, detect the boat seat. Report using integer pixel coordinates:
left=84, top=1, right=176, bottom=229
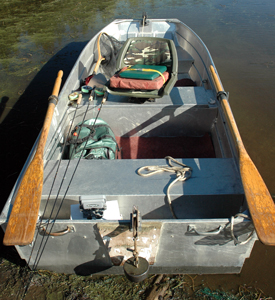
left=43, top=158, right=245, bottom=219
left=105, top=37, right=178, bottom=99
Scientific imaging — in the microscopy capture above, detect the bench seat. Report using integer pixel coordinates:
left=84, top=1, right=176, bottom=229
left=43, top=158, right=244, bottom=219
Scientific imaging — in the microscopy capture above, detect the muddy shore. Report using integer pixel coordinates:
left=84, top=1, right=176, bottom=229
left=0, top=258, right=272, bottom=300
left=0, top=235, right=273, bottom=300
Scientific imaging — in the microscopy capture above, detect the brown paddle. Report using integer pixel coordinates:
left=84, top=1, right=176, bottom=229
left=3, top=70, right=63, bottom=246
left=87, top=32, right=108, bottom=89
left=210, top=65, right=275, bottom=245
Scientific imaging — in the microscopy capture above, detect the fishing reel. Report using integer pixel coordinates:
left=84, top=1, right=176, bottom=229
left=79, top=195, right=107, bottom=219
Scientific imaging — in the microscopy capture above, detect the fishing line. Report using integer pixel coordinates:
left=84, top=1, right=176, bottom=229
left=30, top=101, right=91, bottom=268
left=27, top=106, right=78, bottom=258
left=29, top=31, right=106, bottom=271
left=21, top=99, right=96, bottom=299
left=32, top=97, right=104, bottom=272
left=19, top=104, right=82, bottom=300
left=22, top=32, right=106, bottom=298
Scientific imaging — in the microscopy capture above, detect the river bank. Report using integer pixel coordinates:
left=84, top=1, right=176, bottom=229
left=0, top=258, right=272, bottom=300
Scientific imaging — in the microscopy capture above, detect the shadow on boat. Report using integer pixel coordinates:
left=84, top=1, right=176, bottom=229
left=74, top=225, right=113, bottom=276
left=0, top=41, right=87, bottom=265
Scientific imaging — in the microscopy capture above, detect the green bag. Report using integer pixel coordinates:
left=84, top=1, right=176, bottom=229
left=68, top=118, right=118, bottom=160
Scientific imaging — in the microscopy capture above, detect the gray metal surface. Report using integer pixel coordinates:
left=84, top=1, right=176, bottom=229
left=154, top=220, right=255, bottom=273
left=13, top=218, right=255, bottom=274
left=67, top=87, right=217, bottom=139
left=43, top=158, right=243, bottom=197
left=42, top=158, right=244, bottom=220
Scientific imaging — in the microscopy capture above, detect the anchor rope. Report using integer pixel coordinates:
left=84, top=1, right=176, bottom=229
left=137, top=156, right=192, bottom=219
left=230, top=213, right=255, bottom=245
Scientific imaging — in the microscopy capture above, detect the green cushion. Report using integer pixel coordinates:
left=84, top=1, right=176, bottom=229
left=120, top=64, right=167, bottom=80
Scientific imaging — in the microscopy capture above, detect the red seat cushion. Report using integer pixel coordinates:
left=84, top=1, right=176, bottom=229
left=110, top=67, right=169, bottom=90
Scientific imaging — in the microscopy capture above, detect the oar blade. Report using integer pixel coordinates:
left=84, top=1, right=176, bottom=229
left=3, top=157, right=43, bottom=246
left=240, top=151, right=275, bottom=245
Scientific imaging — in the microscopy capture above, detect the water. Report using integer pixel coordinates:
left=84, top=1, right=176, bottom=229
left=0, top=0, right=275, bottom=296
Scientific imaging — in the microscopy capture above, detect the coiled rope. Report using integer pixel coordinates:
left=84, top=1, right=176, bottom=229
left=137, top=156, right=192, bottom=219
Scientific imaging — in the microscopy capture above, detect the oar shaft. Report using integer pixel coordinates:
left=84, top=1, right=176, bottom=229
left=35, top=71, right=63, bottom=159
left=93, top=32, right=106, bottom=74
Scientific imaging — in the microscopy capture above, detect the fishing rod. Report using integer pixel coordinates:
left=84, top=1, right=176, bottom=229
left=28, top=30, right=110, bottom=271
left=31, top=97, right=101, bottom=271
left=28, top=95, right=85, bottom=267
left=17, top=31, right=109, bottom=298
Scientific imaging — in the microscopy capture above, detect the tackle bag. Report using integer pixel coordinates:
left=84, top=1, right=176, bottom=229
left=68, top=118, right=118, bottom=160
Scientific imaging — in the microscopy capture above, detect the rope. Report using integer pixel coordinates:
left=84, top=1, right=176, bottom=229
left=230, top=213, right=255, bottom=245
left=137, top=156, right=192, bottom=219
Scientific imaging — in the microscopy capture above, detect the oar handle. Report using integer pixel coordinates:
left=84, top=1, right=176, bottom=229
left=52, top=70, right=63, bottom=96
left=209, top=65, right=275, bottom=245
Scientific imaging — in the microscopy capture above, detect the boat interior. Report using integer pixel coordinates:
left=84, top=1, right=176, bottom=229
left=41, top=19, right=245, bottom=224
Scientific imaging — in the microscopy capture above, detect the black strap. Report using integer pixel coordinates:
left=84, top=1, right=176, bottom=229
left=84, top=146, right=116, bottom=159
left=67, top=124, right=111, bottom=145
left=48, top=95, right=58, bottom=105
left=217, top=91, right=228, bottom=99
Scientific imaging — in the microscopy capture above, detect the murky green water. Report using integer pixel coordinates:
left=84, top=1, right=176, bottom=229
left=0, top=0, right=275, bottom=297
left=1, top=0, right=274, bottom=189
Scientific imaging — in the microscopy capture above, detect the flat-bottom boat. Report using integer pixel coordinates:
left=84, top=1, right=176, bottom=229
left=1, top=16, right=275, bottom=280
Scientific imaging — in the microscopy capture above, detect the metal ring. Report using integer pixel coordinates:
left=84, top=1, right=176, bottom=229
left=39, top=225, right=74, bottom=236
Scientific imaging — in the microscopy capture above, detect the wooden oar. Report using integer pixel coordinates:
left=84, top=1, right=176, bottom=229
left=87, top=32, right=108, bottom=89
left=3, top=70, right=63, bottom=246
left=209, top=65, right=275, bottom=245
left=93, top=32, right=106, bottom=74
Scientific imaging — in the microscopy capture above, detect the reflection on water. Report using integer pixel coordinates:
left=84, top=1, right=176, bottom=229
left=0, top=0, right=275, bottom=296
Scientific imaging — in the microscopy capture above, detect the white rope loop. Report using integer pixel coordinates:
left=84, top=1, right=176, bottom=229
left=137, top=156, right=192, bottom=219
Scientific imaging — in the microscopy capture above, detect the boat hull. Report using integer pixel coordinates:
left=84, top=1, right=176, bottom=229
left=0, top=18, right=257, bottom=274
